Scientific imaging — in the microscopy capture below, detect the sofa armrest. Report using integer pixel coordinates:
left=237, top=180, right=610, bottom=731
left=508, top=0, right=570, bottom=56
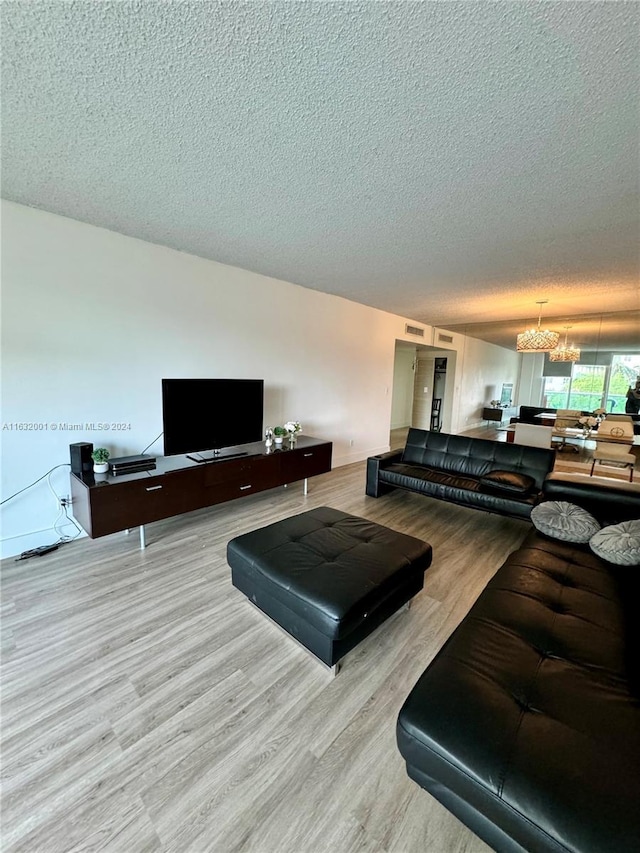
left=542, top=472, right=640, bottom=525
left=366, top=449, right=403, bottom=498
left=374, top=449, right=404, bottom=466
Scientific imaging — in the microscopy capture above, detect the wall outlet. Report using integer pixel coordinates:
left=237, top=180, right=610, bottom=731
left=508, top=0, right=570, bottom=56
left=59, top=495, right=71, bottom=508
left=349, top=439, right=354, bottom=446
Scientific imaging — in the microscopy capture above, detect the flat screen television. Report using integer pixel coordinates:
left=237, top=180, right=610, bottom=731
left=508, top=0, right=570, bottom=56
left=162, top=378, right=264, bottom=458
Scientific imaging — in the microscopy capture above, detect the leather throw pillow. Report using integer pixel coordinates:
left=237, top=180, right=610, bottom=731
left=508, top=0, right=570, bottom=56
left=479, top=470, right=536, bottom=495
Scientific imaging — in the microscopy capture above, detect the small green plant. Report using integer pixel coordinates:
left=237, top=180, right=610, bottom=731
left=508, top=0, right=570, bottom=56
left=91, top=448, right=110, bottom=463
left=273, top=426, right=287, bottom=437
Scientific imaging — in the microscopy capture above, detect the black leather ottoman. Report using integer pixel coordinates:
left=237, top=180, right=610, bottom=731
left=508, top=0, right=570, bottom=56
left=227, top=506, right=432, bottom=672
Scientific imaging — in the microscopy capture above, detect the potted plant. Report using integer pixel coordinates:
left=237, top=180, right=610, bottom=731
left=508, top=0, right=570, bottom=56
left=91, top=447, right=110, bottom=473
left=273, top=426, right=287, bottom=446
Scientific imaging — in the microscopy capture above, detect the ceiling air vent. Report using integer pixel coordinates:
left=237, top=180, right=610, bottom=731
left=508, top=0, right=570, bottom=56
left=405, top=324, right=425, bottom=337
left=437, top=332, right=454, bottom=344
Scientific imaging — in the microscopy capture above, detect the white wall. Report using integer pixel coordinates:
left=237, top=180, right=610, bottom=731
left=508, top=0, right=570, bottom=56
left=430, top=333, right=521, bottom=432
left=0, top=201, right=438, bottom=556
left=390, top=346, right=416, bottom=429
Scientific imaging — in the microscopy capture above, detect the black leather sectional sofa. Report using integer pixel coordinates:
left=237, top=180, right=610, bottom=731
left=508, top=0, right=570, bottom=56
left=396, top=478, right=640, bottom=853
left=366, top=428, right=555, bottom=520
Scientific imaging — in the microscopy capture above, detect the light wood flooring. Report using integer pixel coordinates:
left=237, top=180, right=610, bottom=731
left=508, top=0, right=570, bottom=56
left=2, top=460, right=533, bottom=852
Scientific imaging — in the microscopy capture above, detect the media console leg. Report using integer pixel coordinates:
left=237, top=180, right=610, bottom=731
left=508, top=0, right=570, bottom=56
left=304, top=478, right=308, bottom=496
left=139, top=525, right=146, bottom=550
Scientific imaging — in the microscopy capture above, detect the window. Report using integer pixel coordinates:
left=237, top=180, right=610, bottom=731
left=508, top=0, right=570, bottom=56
left=568, top=365, right=607, bottom=411
left=543, top=376, right=571, bottom=409
left=543, top=353, right=640, bottom=412
left=609, top=354, right=640, bottom=413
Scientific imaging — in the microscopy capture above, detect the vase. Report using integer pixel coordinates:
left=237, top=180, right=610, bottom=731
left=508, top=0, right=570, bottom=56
left=274, top=436, right=283, bottom=446
left=93, top=462, right=109, bottom=473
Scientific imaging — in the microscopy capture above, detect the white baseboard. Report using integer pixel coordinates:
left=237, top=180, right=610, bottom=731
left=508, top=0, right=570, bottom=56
left=332, top=445, right=390, bottom=468
left=1, top=521, right=85, bottom=560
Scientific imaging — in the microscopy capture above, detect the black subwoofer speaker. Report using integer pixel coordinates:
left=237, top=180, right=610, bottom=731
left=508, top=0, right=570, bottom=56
left=70, top=442, right=93, bottom=475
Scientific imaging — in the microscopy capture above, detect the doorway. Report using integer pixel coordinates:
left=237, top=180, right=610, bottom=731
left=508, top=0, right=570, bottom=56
left=390, top=342, right=449, bottom=446
left=411, top=353, right=436, bottom=430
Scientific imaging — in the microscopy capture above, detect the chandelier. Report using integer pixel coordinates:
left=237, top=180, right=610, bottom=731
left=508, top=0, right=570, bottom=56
left=516, top=301, right=560, bottom=353
left=549, top=326, right=580, bottom=363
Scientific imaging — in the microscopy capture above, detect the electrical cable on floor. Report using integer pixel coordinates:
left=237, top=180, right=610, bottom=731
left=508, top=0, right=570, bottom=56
left=3, top=463, right=83, bottom=560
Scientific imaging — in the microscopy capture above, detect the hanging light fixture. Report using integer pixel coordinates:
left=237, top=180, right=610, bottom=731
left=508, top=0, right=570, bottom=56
left=516, top=300, right=560, bottom=353
left=549, top=326, right=580, bottom=362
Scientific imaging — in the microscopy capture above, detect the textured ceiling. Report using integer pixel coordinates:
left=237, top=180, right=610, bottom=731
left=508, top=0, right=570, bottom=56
left=1, top=1, right=638, bottom=350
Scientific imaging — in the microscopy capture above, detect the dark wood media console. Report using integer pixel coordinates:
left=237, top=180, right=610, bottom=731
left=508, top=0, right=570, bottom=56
left=70, top=436, right=332, bottom=547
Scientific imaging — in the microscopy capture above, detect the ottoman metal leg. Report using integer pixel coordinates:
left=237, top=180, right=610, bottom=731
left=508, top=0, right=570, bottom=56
left=245, top=598, right=341, bottom=676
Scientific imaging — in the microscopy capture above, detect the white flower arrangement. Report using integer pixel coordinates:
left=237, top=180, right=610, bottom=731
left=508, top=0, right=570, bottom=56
left=578, top=409, right=605, bottom=430
left=284, top=420, right=302, bottom=436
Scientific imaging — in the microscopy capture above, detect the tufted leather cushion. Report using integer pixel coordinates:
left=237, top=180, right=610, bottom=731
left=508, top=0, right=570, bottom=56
left=589, top=520, right=640, bottom=565
left=531, top=501, right=601, bottom=543
left=227, top=506, right=432, bottom=640
left=397, top=531, right=640, bottom=852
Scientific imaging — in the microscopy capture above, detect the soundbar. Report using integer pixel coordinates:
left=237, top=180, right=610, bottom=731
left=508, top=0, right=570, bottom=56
left=110, top=465, right=157, bottom=476
left=109, top=454, right=157, bottom=474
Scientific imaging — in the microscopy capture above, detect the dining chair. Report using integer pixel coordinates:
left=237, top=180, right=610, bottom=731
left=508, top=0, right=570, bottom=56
left=513, top=423, right=554, bottom=449
left=552, top=409, right=583, bottom=453
left=590, top=417, right=635, bottom=482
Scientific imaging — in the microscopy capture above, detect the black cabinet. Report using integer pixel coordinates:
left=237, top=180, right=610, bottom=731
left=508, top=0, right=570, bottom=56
left=482, top=407, right=517, bottom=424
left=280, top=443, right=333, bottom=481
left=71, top=436, right=333, bottom=539
left=482, top=407, right=504, bottom=423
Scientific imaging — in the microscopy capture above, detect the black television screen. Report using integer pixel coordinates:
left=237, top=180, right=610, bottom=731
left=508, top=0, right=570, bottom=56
left=162, top=379, right=264, bottom=457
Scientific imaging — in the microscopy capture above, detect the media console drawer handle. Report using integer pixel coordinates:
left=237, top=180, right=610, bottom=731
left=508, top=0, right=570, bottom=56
left=145, top=485, right=163, bottom=492
left=303, top=453, right=313, bottom=457
left=240, top=484, right=252, bottom=491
